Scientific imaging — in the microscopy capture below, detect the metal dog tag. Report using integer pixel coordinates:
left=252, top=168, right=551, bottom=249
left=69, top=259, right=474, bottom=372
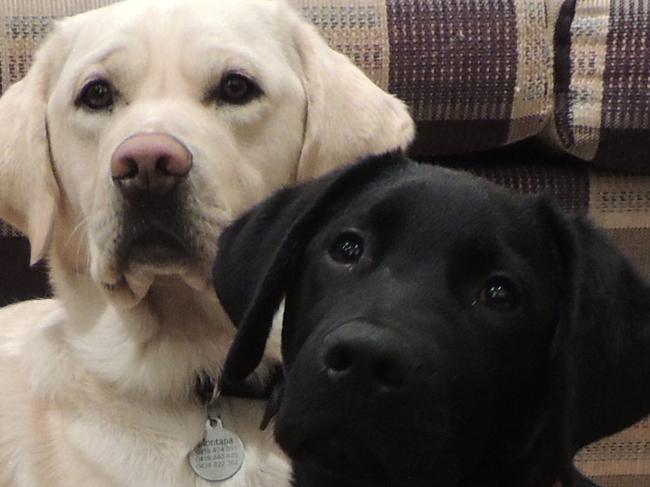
left=189, top=417, right=245, bottom=482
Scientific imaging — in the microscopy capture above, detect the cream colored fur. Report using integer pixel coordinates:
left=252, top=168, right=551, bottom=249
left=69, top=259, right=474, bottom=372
left=0, top=1, right=414, bottom=485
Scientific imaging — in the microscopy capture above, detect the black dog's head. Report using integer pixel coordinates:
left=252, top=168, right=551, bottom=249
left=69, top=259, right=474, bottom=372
left=214, top=153, right=650, bottom=487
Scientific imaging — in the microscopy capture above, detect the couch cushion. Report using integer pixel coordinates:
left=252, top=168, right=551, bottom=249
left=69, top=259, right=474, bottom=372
left=553, top=0, right=650, bottom=172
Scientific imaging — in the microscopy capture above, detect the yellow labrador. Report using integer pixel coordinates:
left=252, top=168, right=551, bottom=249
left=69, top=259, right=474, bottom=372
left=0, top=1, right=414, bottom=485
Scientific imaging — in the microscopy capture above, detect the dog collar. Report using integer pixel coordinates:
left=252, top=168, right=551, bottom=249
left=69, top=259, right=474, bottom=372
left=195, top=366, right=283, bottom=404
left=195, top=372, right=218, bottom=405
left=190, top=372, right=246, bottom=481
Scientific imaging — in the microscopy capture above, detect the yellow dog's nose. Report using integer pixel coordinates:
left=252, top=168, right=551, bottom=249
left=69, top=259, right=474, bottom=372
left=111, top=133, right=193, bottom=198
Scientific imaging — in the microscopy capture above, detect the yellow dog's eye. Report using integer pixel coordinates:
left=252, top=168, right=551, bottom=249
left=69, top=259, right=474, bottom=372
left=212, top=73, right=261, bottom=105
left=77, top=79, right=115, bottom=111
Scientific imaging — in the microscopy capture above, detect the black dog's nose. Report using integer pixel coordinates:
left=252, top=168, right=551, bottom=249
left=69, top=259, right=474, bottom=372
left=111, top=133, right=192, bottom=200
left=322, top=322, right=410, bottom=389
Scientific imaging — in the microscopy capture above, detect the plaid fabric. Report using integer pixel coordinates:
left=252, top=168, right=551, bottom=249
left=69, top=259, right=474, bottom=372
left=553, top=0, right=650, bottom=172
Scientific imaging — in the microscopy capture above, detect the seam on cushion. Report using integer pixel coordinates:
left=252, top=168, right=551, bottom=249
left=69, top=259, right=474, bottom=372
left=553, top=0, right=578, bottom=149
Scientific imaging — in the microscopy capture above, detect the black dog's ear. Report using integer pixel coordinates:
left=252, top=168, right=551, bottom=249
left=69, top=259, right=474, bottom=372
left=214, top=152, right=407, bottom=384
left=538, top=199, right=650, bottom=455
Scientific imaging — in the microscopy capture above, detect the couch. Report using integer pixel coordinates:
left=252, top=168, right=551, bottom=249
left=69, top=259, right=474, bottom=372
left=1, top=0, right=649, bottom=484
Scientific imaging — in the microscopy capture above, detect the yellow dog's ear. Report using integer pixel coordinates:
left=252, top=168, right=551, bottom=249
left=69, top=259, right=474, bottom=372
left=290, top=10, right=415, bottom=181
left=0, top=27, right=66, bottom=265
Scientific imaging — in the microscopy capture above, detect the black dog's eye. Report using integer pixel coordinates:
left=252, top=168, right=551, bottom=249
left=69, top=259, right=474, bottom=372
left=475, top=276, right=520, bottom=311
left=329, top=232, right=364, bottom=264
left=215, top=73, right=261, bottom=105
left=77, top=79, right=115, bottom=111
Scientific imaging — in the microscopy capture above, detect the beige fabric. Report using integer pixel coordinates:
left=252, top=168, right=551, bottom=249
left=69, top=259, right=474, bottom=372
left=577, top=418, right=650, bottom=483
left=550, top=0, right=615, bottom=165
left=589, top=172, right=650, bottom=229
left=566, top=0, right=610, bottom=160
left=291, top=0, right=391, bottom=90
left=0, top=1, right=121, bottom=89
left=507, top=0, right=553, bottom=143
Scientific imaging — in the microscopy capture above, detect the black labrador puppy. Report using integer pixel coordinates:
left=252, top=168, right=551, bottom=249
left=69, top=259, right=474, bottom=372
left=213, top=153, right=650, bottom=487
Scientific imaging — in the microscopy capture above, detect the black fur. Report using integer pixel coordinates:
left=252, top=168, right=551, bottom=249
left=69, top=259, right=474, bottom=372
left=213, top=153, right=650, bottom=487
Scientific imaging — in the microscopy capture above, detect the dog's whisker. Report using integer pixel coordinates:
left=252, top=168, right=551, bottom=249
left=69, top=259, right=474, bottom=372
left=63, top=215, right=92, bottom=250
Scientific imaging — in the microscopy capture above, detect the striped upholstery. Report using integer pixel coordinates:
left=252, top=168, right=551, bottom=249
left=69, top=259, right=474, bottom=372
left=1, top=0, right=650, bottom=484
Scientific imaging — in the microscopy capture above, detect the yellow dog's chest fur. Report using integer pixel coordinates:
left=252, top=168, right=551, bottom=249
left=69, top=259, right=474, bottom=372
left=0, top=300, right=290, bottom=487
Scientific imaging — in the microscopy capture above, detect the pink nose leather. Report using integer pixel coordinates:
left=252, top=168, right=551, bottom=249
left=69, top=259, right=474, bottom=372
left=111, top=133, right=192, bottom=197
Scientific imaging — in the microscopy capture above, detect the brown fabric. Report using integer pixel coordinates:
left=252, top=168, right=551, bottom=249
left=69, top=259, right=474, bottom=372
left=467, top=160, right=591, bottom=214
left=386, top=0, right=519, bottom=122
left=0, top=237, right=50, bottom=306
left=411, top=120, right=514, bottom=156
left=596, top=129, right=650, bottom=173
left=593, top=0, right=650, bottom=169
left=386, top=0, right=551, bottom=154
left=551, top=0, right=650, bottom=171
